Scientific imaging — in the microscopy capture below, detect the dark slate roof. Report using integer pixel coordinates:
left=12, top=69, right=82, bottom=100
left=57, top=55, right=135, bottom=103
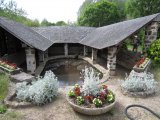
left=32, top=26, right=95, bottom=43
left=79, top=13, right=160, bottom=49
left=0, top=13, right=159, bottom=51
left=0, top=17, right=53, bottom=51
left=153, top=14, right=160, bottom=21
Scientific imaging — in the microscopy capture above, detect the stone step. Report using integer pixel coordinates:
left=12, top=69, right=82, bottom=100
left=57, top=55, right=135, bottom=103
left=10, top=72, right=34, bottom=83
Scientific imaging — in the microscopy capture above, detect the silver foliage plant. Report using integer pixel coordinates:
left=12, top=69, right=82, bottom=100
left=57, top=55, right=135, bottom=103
left=121, top=70, right=158, bottom=93
left=81, top=67, right=101, bottom=96
left=16, top=70, right=59, bottom=105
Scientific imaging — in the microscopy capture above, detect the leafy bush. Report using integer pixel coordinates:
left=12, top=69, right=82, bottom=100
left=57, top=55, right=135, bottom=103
left=16, top=71, right=59, bottom=105
left=0, top=105, right=7, bottom=114
left=121, top=71, right=157, bottom=93
left=93, top=98, right=102, bottom=107
left=76, top=96, right=84, bottom=105
left=147, top=39, right=160, bottom=64
left=81, top=67, right=101, bottom=96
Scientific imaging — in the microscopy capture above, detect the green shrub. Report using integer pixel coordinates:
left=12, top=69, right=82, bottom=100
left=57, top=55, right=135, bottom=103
left=0, top=105, right=7, bottom=114
left=0, top=73, right=9, bottom=100
left=147, top=39, right=160, bottom=64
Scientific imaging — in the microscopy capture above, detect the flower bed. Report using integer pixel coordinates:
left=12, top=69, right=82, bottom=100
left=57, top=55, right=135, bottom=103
left=66, top=67, right=116, bottom=115
left=133, top=57, right=151, bottom=72
left=0, top=60, right=21, bottom=75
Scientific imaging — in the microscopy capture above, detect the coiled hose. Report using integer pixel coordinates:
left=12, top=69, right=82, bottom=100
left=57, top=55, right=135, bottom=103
left=124, top=104, right=160, bottom=120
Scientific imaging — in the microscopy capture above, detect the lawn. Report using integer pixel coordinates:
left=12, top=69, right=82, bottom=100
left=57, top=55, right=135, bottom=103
left=0, top=73, right=9, bottom=101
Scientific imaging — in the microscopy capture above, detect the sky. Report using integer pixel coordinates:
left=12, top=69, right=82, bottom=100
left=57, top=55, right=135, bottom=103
left=14, top=0, right=85, bottom=23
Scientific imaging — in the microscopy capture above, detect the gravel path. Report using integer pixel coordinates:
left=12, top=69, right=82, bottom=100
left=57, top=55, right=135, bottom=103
left=9, top=78, right=159, bottom=120
left=1, top=66, right=160, bottom=120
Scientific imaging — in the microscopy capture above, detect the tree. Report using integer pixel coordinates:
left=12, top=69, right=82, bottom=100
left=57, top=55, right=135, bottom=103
left=78, top=0, right=122, bottom=27
left=78, top=0, right=97, bottom=20
left=108, top=0, right=126, bottom=20
left=41, top=19, right=54, bottom=26
left=25, top=19, right=40, bottom=27
left=56, top=21, right=67, bottom=26
left=126, top=0, right=160, bottom=18
left=0, top=0, right=41, bottom=27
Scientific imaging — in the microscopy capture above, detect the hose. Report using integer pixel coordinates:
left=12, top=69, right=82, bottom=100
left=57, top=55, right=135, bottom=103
left=124, top=104, right=160, bottom=120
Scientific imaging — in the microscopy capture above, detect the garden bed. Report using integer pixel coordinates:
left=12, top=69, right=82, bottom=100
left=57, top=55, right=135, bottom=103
left=133, top=58, right=151, bottom=72
left=121, top=87, right=156, bottom=98
left=0, top=65, right=21, bottom=75
left=0, top=60, right=21, bottom=75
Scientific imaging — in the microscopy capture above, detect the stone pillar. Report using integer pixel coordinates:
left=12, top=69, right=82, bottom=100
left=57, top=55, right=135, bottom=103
left=44, top=50, right=48, bottom=58
left=91, top=48, right=97, bottom=62
left=64, top=43, right=68, bottom=56
left=144, top=22, right=159, bottom=50
left=107, top=46, right=117, bottom=76
left=38, top=50, right=45, bottom=62
left=25, top=47, right=36, bottom=74
left=83, top=45, right=88, bottom=56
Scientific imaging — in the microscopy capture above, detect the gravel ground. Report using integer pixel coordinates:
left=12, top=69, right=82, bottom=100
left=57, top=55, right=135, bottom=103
left=4, top=79, right=159, bottom=120
left=1, top=68, right=160, bottom=120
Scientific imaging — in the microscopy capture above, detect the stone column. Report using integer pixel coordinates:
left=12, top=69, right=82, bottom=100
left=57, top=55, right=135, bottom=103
left=144, top=22, right=159, bottom=50
left=83, top=45, right=88, bottom=56
left=38, top=50, right=45, bottom=62
left=91, top=48, right=97, bottom=62
left=107, top=46, right=117, bottom=76
left=64, top=43, right=68, bottom=56
left=44, top=50, right=48, bottom=58
left=25, top=47, right=36, bottom=74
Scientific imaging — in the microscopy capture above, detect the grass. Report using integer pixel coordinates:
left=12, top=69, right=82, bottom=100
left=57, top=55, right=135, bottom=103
left=0, top=73, right=9, bottom=101
left=0, top=111, right=23, bottom=120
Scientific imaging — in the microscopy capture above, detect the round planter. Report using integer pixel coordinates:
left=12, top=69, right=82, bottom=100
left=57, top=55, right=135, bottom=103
left=66, top=96, right=116, bottom=115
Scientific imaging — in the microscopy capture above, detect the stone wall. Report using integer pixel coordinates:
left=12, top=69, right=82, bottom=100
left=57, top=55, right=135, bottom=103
left=144, top=22, right=159, bottom=49
left=107, top=46, right=117, bottom=75
left=48, top=43, right=84, bottom=56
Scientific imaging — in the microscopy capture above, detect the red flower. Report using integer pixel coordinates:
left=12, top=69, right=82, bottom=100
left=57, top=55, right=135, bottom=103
left=74, top=87, right=80, bottom=96
left=136, top=58, right=145, bottom=67
left=102, top=85, right=108, bottom=89
left=85, top=95, right=93, bottom=103
left=98, top=92, right=106, bottom=101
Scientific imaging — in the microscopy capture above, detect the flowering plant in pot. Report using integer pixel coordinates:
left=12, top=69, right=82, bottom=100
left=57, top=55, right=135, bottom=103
left=67, top=67, right=116, bottom=115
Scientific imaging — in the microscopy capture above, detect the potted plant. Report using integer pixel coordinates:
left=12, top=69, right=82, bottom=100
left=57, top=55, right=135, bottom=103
left=66, top=67, right=116, bottom=115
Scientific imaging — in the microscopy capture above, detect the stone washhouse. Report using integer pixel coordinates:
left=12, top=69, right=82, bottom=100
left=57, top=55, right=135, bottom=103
left=0, top=13, right=160, bottom=80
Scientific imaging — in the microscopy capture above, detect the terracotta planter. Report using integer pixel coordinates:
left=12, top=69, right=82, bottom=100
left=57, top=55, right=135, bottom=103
left=66, top=96, right=116, bottom=115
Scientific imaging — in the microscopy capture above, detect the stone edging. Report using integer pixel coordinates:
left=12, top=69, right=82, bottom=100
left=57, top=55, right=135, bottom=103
left=121, top=87, right=156, bottom=98
left=4, top=92, right=33, bottom=108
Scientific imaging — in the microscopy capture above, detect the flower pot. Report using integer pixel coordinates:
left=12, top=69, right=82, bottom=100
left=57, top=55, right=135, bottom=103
left=66, top=96, right=116, bottom=115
